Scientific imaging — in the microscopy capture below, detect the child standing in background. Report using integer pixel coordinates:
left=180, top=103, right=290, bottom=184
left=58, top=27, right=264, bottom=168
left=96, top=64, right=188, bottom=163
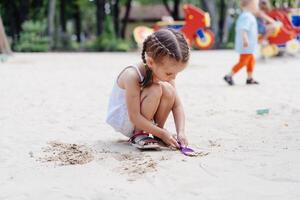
left=257, top=0, right=277, bottom=41
left=106, top=29, right=190, bottom=150
left=224, top=0, right=260, bottom=85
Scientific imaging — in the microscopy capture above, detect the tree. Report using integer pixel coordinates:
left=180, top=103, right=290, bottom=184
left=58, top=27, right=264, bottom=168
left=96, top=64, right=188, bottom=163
left=112, top=0, right=120, bottom=37
left=60, top=0, right=66, bottom=33
left=218, top=0, right=226, bottom=45
left=19, top=0, right=30, bottom=23
left=162, top=0, right=181, bottom=20
left=5, top=0, right=18, bottom=41
left=121, top=0, right=132, bottom=38
left=73, top=1, right=81, bottom=42
left=48, top=0, right=56, bottom=47
left=173, top=0, right=180, bottom=20
left=201, top=0, right=219, bottom=48
left=221, top=0, right=236, bottom=44
left=95, top=0, right=105, bottom=36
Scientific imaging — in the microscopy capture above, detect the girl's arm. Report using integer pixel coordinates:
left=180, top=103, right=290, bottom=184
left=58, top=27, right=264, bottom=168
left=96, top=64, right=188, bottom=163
left=123, top=70, right=179, bottom=148
left=170, top=80, right=188, bottom=146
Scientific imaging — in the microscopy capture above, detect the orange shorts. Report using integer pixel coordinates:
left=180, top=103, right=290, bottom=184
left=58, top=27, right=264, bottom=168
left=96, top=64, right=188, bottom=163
left=232, top=54, right=255, bottom=74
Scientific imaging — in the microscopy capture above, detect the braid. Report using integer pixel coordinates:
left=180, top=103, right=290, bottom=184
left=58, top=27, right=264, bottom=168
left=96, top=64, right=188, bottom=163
left=152, top=34, right=176, bottom=59
left=140, top=36, right=153, bottom=87
left=141, top=39, right=147, bottom=64
left=140, top=29, right=190, bottom=87
left=168, top=29, right=190, bottom=62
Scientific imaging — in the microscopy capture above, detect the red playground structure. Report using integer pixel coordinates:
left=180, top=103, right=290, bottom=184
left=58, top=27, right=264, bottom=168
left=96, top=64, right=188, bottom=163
left=133, top=4, right=215, bottom=50
left=261, top=9, right=300, bottom=57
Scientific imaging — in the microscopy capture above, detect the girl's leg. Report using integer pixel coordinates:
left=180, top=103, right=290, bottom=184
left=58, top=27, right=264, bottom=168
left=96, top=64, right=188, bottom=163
left=139, top=83, right=162, bottom=122
left=130, top=83, right=162, bottom=148
left=133, top=82, right=176, bottom=148
left=154, top=82, right=176, bottom=128
left=138, top=82, right=175, bottom=130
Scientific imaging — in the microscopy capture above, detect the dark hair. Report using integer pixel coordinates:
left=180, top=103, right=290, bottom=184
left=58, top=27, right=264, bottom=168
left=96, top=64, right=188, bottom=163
left=141, top=29, right=190, bottom=87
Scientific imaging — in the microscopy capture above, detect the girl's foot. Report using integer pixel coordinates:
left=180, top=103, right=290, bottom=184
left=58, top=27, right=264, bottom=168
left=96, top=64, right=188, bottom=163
left=224, top=75, right=234, bottom=85
left=246, top=78, right=259, bottom=85
left=129, top=131, right=161, bottom=150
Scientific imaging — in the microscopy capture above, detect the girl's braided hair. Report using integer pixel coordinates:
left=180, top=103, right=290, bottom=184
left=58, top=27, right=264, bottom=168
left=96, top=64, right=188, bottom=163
left=141, top=29, right=190, bottom=87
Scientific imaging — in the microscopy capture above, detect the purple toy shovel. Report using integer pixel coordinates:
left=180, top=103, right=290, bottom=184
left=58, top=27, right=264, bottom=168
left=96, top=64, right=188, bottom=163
left=178, top=141, right=197, bottom=156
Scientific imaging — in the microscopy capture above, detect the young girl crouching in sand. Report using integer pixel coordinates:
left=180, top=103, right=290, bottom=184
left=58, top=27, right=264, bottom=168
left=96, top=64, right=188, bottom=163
left=106, top=29, right=190, bottom=150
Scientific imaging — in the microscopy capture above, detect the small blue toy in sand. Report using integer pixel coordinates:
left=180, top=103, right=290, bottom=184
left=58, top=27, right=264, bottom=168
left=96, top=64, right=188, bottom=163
left=0, top=54, right=8, bottom=62
left=256, top=108, right=270, bottom=115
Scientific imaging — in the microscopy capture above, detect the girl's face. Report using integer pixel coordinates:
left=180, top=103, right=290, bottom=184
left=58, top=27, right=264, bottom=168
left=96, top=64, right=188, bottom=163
left=147, top=57, right=187, bottom=82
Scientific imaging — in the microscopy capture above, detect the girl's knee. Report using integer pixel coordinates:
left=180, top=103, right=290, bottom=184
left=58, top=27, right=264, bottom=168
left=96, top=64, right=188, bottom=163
left=143, top=83, right=162, bottom=99
left=161, top=82, right=176, bottom=101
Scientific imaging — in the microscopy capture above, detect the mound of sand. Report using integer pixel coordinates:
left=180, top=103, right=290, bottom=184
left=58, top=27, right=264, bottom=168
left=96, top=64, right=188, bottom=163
left=37, top=141, right=94, bottom=166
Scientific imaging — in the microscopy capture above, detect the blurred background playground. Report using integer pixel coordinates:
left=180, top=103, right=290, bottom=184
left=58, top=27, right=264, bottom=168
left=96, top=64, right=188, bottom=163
left=0, top=0, right=300, bottom=56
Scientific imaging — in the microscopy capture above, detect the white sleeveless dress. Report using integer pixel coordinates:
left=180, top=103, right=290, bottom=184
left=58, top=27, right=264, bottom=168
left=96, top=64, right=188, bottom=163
left=106, top=65, right=144, bottom=137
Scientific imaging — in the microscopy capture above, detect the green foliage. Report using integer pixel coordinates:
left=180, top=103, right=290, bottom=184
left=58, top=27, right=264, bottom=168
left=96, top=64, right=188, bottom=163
left=55, top=33, right=80, bottom=51
left=220, top=42, right=234, bottom=49
left=14, top=20, right=49, bottom=52
left=86, top=16, right=131, bottom=52
left=228, top=20, right=236, bottom=45
left=81, top=2, right=96, bottom=37
left=138, top=0, right=163, bottom=5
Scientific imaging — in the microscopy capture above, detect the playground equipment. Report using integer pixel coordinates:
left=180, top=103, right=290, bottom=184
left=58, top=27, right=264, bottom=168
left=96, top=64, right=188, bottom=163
left=261, top=9, right=300, bottom=57
left=133, top=26, right=154, bottom=48
left=133, top=4, right=215, bottom=50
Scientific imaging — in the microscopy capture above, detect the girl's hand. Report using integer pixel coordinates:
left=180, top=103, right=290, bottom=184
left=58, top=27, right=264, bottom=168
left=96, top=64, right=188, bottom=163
left=177, top=133, right=188, bottom=147
left=161, top=131, right=179, bottom=148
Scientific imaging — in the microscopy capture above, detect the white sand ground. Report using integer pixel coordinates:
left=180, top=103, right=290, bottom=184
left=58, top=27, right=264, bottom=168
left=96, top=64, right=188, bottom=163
left=0, top=51, right=300, bottom=200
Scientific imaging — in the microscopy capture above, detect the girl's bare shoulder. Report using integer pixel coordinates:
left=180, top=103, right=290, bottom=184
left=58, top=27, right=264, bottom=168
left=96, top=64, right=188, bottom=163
left=118, top=67, right=140, bottom=89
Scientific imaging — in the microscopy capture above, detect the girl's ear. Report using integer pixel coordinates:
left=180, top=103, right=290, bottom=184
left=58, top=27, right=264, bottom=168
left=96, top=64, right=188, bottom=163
left=146, top=57, right=155, bottom=69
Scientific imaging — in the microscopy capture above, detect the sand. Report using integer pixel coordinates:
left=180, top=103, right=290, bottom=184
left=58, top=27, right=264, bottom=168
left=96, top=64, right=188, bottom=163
left=0, top=51, right=300, bottom=200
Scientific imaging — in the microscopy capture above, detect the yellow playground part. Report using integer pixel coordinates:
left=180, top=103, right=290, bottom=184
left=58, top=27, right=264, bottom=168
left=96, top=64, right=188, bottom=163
left=286, top=39, right=300, bottom=54
left=133, top=26, right=154, bottom=48
left=261, top=44, right=279, bottom=58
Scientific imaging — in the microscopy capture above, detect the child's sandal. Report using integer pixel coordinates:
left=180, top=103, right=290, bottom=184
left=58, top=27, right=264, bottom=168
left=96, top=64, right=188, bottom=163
left=129, top=131, right=161, bottom=150
left=246, top=78, right=259, bottom=84
left=224, top=75, right=234, bottom=85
